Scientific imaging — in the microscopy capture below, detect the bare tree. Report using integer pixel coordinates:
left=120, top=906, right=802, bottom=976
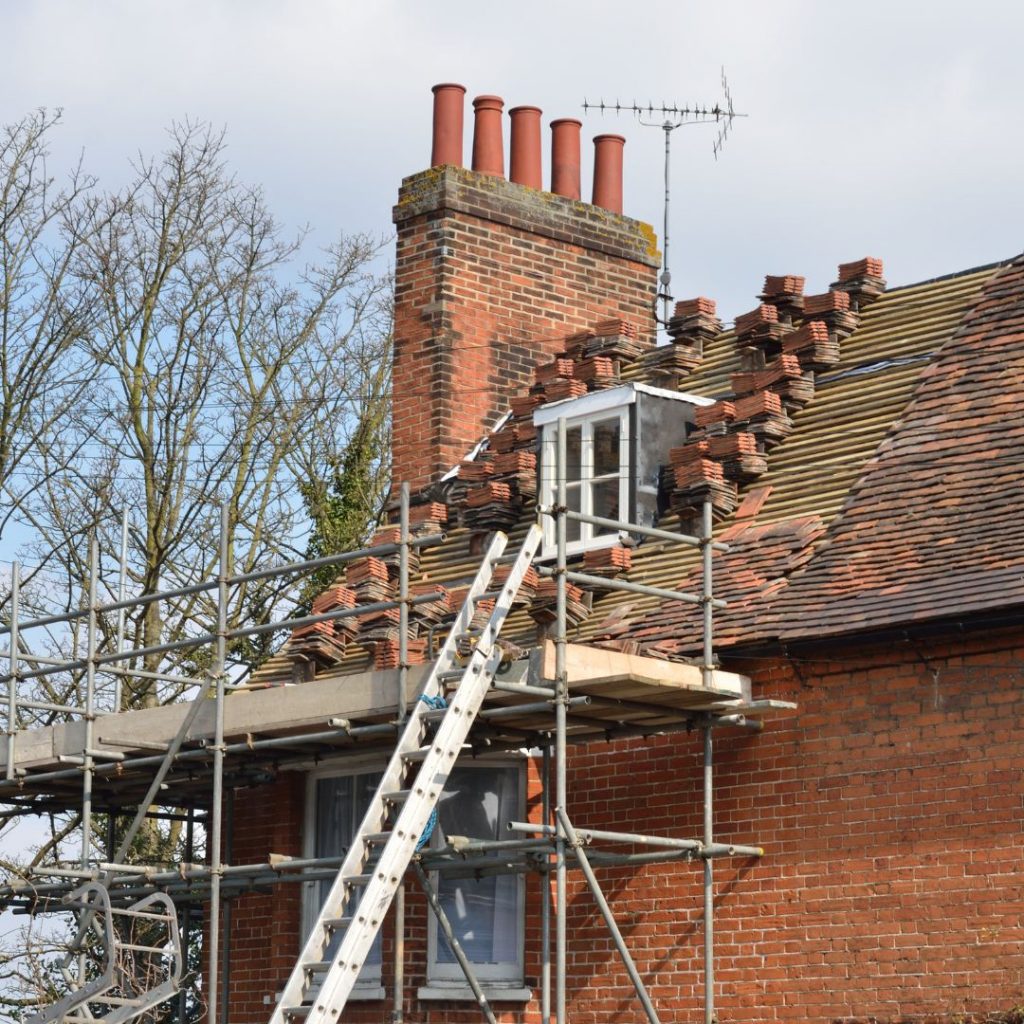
left=14, top=121, right=391, bottom=704
left=0, top=110, right=95, bottom=546
left=0, top=117, right=393, bottom=1019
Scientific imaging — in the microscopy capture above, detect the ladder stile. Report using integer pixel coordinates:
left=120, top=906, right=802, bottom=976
left=269, top=524, right=544, bottom=1024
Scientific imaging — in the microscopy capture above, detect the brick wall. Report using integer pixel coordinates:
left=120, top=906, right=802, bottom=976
left=391, top=165, right=660, bottom=491
left=563, top=626, right=1024, bottom=1024
left=219, top=626, right=1024, bottom=1023
left=222, top=773, right=305, bottom=1022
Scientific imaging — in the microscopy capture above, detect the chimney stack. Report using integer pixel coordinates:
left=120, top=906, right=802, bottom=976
left=592, top=134, right=625, bottom=214
left=550, top=118, right=582, bottom=200
left=430, top=83, right=466, bottom=168
left=392, top=87, right=658, bottom=491
left=471, top=95, right=505, bottom=177
left=509, top=106, right=543, bottom=189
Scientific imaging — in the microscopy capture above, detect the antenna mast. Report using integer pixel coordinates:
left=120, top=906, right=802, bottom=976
left=583, top=69, right=745, bottom=329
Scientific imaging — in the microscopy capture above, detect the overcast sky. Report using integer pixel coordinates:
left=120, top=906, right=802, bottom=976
left=4, top=0, right=1023, bottom=319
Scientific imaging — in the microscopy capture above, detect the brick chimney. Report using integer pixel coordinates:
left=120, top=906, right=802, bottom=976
left=391, top=85, right=661, bottom=492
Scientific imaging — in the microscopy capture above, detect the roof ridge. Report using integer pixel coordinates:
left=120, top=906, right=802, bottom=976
left=882, top=254, right=1017, bottom=296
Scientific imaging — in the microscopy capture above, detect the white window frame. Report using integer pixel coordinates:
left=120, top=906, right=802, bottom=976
left=303, top=757, right=528, bottom=1000
left=423, top=760, right=527, bottom=991
left=303, top=760, right=387, bottom=999
left=538, top=404, right=631, bottom=558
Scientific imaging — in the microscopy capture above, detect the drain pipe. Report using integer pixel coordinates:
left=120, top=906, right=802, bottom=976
left=703, top=722, right=714, bottom=1024
left=554, top=417, right=569, bottom=1024
left=541, top=745, right=552, bottom=1024
left=220, top=789, right=235, bottom=1024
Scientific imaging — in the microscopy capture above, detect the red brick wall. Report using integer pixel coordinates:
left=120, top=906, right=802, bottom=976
left=222, top=773, right=305, bottom=1022
left=391, top=166, right=660, bottom=491
left=563, top=627, right=1024, bottom=1024
left=219, top=628, right=1024, bottom=1024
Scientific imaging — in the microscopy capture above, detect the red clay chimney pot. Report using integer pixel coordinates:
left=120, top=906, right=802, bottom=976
left=471, top=95, right=506, bottom=177
left=592, top=134, right=625, bottom=214
left=509, top=105, right=543, bottom=190
left=550, top=118, right=582, bottom=200
left=430, top=83, right=467, bottom=168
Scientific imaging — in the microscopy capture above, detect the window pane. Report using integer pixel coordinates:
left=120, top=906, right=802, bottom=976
left=434, top=766, right=520, bottom=967
left=565, top=425, right=582, bottom=482
left=565, top=484, right=581, bottom=544
left=315, top=772, right=383, bottom=968
left=592, top=477, right=623, bottom=532
left=592, top=418, right=621, bottom=477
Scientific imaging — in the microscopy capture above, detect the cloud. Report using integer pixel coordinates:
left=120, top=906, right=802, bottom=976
left=1, top=0, right=1022, bottom=317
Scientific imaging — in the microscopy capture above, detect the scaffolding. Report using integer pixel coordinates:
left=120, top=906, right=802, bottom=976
left=0, top=415, right=789, bottom=1024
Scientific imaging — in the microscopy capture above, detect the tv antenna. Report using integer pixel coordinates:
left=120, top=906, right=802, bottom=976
left=583, top=68, right=746, bottom=328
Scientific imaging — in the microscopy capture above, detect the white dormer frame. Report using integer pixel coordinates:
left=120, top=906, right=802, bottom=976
left=534, top=383, right=714, bottom=559
left=538, top=403, right=630, bottom=558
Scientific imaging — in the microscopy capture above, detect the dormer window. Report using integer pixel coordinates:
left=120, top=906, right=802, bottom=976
left=538, top=404, right=629, bottom=556
left=535, top=383, right=710, bottom=557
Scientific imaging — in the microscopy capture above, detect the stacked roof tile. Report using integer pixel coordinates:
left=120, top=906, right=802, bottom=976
left=256, top=251, right=1021, bottom=685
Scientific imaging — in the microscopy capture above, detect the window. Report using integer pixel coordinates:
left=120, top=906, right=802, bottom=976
left=534, top=382, right=710, bottom=557
left=426, top=763, right=525, bottom=988
left=538, top=404, right=631, bottom=557
left=304, top=768, right=385, bottom=996
left=305, top=760, right=526, bottom=999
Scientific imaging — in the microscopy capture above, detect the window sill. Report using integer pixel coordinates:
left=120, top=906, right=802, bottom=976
left=537, top=531, right=627, bottom=563
left=417, top=985, right=532, bottom=1003
left=346, top=986, right=386, bottom=1001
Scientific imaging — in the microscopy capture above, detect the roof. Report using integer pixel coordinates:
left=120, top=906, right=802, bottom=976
left=769, top=254, right=1024, bottom=639
left=611, top=254, right=1024, bottom=649
left=261, top=252, right=1024, bottom=683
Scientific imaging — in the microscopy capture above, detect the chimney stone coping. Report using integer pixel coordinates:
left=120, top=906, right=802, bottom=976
left=394, top=165, right=660, bottom=268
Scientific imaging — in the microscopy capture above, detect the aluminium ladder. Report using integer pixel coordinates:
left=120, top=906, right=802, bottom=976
left=269, top=524, right=544, bottom=1024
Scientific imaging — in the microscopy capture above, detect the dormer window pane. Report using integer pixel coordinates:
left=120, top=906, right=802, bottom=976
left=566, top=425, right=583, bottom=480
left=534, top=382, right=708, bottom=557
left=537, top=404, right=630, bottom=556
left=593, top=478, right=621, bottom=529
left=593, top=418, right=620, bottom=476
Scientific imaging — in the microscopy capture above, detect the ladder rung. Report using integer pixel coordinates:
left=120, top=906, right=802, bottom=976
left=116, top=942, right=171, bottom=954
left=303, top=960, right=331, bottom=973
left=324, top=915, right=353, bottom=932
left=283, top=1007, right=310, bottom=1019
left=90, top=995, right=143, bottom=1007
left=402, top=747, right=432, bottom=763
left=404, top=743, right=466, bottom=763
left=362, top=831, right=392, bottom=846
left=345, top=873, right=373, bottom=886
left=109, top=907, right=174, bottom=922
left=382, top=789, right=411, bottom=804
left=436, top=669, right=464, bottom=681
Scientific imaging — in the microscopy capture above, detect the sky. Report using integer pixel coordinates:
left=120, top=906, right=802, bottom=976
left=3, top=0, right=1023, bottom=321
